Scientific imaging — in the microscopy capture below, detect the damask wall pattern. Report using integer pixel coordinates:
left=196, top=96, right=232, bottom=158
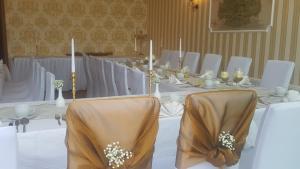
left=4, top=0, right=147, bottom=57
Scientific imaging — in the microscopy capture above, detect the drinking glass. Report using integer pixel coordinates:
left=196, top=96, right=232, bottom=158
left=220, top=71, right=229, bottom=83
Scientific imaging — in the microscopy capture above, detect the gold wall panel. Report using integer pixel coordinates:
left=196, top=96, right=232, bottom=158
left=4, top=0, right=147, bottom=57
left=148, top=0, right=300, bottom=85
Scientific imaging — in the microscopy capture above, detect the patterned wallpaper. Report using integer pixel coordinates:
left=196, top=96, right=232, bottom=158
left=4, top=0, right=147, bottom=57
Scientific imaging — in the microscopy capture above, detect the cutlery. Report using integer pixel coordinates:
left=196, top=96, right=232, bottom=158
left=55, top=114, right=61, bottom=125
left=20, top=118, right=29, bottom=133
left=15, top=120, right=20, bottom=132
left=61, top=114, right=66, bottom=121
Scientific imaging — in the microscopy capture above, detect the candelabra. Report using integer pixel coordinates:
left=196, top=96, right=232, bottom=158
left=72, top=72, right=76, bottom=101
left=148, top=70, right=153, bottom=96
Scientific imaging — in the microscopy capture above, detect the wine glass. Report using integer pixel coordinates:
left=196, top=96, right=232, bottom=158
left=233, top=68, right=244, bottom=85
left=220, top=71, right=229, bottom=83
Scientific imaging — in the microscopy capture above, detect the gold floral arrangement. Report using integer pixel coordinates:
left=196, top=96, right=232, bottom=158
left=104, top=142, right=133, bottom=169
left=218, top=0, right=261, bottom=27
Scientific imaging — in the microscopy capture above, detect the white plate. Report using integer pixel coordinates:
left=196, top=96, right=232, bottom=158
left=270, top=93, right=286, bottom=97
left=203, top=85, right=217, bottom=89
left=240, top=84, right=255, bottom=88
left=11, top=112, right=37, bottom=120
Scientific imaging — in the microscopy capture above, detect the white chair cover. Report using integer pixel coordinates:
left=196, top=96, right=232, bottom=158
left=260, top=60, right=295, bottom=89
left=0, top=72, right=4, bottom=96
left=11, top=57, right=34, bottom=81
left=0, top=127, right=17, bottom=169
left=0, top=62, right=38, bottom=102
left=227, top=56, right=252, bottom=80
left=182, top=52, right=201, bottom=74
left=95, top=58, right=107, bottom=97
left=127, top=67, right=146, bottom=95
left=45, top=72, right=55, bottom=101
left=159, top=49, right=181, bottom=69
left=159, top=49, right=172, bottom=65
left=251, top=102, right=300, bottom=169
left=169, top=50, right=181, bottom=70
left=82, top=55, right=94, bottom=98
left=200, top=54, right=222, bottom=78
left=32, top=65, right=46, bottom=101
left=3, top=64, right=11, bottom=81
left=103, top=60, right=118, bottom=96
left=114, top=63, right=130, bottom=96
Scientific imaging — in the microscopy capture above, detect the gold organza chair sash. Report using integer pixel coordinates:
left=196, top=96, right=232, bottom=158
left=66, top=96, right=160, bottom=169
left=176, top=90, right=257, bottom=169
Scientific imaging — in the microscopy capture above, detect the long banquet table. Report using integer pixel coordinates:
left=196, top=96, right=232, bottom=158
left=10, top=56, right=130, bottom=91
left=0, top=82, right=289, bottom=169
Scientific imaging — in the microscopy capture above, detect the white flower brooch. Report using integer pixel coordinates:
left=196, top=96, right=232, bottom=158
left=104, top=142, right=133, bottom=168
left=218, top=131, right=236, bottom=151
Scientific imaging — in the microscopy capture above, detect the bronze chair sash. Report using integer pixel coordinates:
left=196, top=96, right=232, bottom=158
left=176, top=90, right=257, bottom=169
left=66, top=96, right=160, bottom=169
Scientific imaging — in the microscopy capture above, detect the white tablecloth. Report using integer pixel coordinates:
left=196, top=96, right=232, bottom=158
left=11, top=57, right=87, bottom=91
left=15, top=110, right=264, bottom=169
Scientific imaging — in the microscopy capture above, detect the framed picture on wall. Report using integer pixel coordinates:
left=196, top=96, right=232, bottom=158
left=209, top=0, right=275, bottom=32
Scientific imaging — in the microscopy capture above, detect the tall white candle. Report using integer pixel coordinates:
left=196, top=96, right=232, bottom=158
left=149, top=40, right=153, bottom=70
left=71, top=38, right=75, bottom=73
left=179, top=37, right=182, bottom=59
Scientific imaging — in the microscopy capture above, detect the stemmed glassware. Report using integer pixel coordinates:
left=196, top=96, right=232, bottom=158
left=233, top=68, right=244, bottom=85
left=220, top=71, right=229, bottom=83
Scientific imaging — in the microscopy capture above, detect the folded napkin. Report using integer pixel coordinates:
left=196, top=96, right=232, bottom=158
left=199, top=70, right=214, bottom=79
left=169, top=74, right=183, bottom=85
left=160, top=101, right=184, bottom=117
left=161, top=62, right=170, bottom=70
left=181, top=66, right=190, bottom=74
left=239, top=76, right=252, bottom=85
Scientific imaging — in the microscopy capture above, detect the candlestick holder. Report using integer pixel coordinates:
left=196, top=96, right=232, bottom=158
left=72, top=72, right=76, bottom=101
left=179, top=56, right=183, bottom=70
left=148, top=70, right=154, bottom=96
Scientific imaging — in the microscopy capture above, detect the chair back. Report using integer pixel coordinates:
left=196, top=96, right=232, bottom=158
left=0, top=127, right=17, bottom=169
left=3, top=64, right=11, bottom=81
left=227, top=56, right=252, bottom=80
left=176, top=90, right=257, bottom=169
left=183, top=52, right=201, bottom=74
left=251, top=102, right=300, bottom=169
left=260, top=60, right=295, bottom=89
left=200, top=54, right=222, bottom=78
left=11, top=57, right=34, bottom=81
left=82, top=54, right=94, bottom=98
left=37, top=67, right=46, bottom=101
left=66, top=96, right=160, bottom=169
left=168, top=50, right=181, bottom=69
left=127, top=67, right=146, bottom=95
left=95, top=58, right=107, bottom=97
left=103, top=60, right=118, bottom=96
left=159, top=49, right=172, bottom=65
left=114, top=63, right=130, bottom=96
left=45, top=72, right=55, bottom=101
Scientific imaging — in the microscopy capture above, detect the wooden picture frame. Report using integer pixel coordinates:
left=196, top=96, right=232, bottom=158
left=209, top=0, right=275, bottom=32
